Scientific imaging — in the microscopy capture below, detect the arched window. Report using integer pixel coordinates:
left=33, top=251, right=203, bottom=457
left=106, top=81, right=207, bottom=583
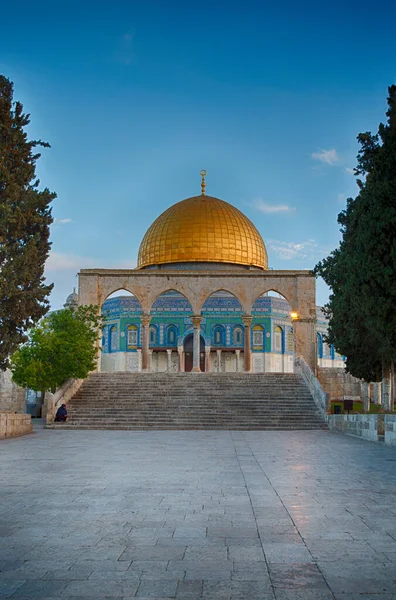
left=253, top=325, right=264, bottom=347
left=149, top=326, right=157, bottom=345
left=127, top=325, right=138, bottom=347
left=233, top=327, right=243, bottom=345
left=213, top=325, right=223, bottom=345
left=167, top=325, right=177, bottom=346
left=323, top=341, right=330, bottom=356
left=274, top=326, right=283, bottom=353
left=110, top=325, right=118, bottom=352
left=317, top=333, right=323, bottom=358
left=287, top=328, right=294, bottom=352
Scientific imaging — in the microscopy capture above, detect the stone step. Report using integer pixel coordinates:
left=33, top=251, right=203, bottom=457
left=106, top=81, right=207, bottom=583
left=59, top=371, right=327, bottom=431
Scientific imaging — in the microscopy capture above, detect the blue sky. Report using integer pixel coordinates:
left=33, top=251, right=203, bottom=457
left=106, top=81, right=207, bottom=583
left=1, top=0, right=395, bottom=309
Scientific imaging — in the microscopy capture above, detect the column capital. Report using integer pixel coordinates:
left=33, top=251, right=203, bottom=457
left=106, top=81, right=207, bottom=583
left=166, top=349, right=172, bottom=356
left=242, top=314, right=253, bottom=327
left=191, top=315, right=203, bottom=328
left=141, top=313, right=151, bottom=327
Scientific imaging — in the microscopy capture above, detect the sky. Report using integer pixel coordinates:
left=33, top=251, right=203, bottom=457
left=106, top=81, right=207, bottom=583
left=1, top=0, right=395, bottom=309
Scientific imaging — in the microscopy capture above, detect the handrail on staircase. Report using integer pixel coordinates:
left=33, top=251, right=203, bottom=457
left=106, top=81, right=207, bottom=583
left=295, top=356, right=329, bottom=417
left=45, top=378, right=85, bottom=425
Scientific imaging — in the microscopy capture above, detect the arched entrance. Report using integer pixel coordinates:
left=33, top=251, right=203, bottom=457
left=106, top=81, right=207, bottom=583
left=184, top=334, right=205, bottom=372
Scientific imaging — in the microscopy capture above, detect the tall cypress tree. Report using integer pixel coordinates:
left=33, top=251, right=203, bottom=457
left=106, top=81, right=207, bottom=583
left=316, top=85, right=396, bottom=406
left=0, top=75, right=55, bottom=370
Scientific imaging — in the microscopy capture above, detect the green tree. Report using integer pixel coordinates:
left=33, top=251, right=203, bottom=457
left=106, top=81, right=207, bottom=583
left=10, top=306, right=102, bottom=392
left=0, top=75, right=55, bottom=370
left=315, top=85, right=396, bottom=405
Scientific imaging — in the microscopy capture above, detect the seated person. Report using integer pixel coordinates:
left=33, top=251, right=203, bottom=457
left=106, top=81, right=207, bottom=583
left=54, top=403, right=68, bottom=422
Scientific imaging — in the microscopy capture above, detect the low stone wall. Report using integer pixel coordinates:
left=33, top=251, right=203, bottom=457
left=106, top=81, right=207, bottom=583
left=318, top=367, right=362, bottom=402
left=327, top=414, right=396, bottom=446
left=0, top=413, right=32, bottom=438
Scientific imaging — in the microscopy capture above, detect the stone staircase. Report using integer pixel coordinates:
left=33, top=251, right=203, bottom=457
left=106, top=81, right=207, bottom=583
left=49, top=372, right=327, bottom=430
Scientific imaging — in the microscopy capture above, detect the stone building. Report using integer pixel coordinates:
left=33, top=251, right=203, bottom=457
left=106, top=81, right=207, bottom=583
left=79, top=172, right=343, bottom=374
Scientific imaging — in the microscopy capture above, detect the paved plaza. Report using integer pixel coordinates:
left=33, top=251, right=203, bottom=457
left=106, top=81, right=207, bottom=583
left=1, top=428, right=396, bottom=599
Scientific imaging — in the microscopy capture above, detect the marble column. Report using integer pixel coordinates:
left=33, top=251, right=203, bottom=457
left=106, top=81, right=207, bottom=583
left=293, top=317, right=317, bottom=375
left=205, top=347, right=211, bottom=372
left=217, top=349, right=222, bottom=373
left=177, top=347, right=185, bottom=372
left=137, top=349, right=142, bottom=372
left=149, top=349, right=153, bottom=372
left=141, top=314, right=151, bottom=372
left=191, top=316, right=202, bottom=372
left=235, top=349, right=241, bottom=372
left=242, top=315, right=253, bottom=372
left=167, top=349, right=172, bottom=372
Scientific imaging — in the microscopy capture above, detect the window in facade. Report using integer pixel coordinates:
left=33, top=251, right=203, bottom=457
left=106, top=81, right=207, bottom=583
left=253, top=326, right=264, bottom=347
left=234, top=327, right=243, bottom=345
left=127, top=325, right=138, bottom=347
left=149, top=326, right=156, bottom=345
left=287, top=328, right=294, bottom=352
left=214, top=326, right=223, bottom=345
left=110, top=326, right=117, bottom=352
left=317, top=333, right=323, bottom=358
left=274, top=326, right=283, bottom=353
left=168, top=326, right=177, bottom=345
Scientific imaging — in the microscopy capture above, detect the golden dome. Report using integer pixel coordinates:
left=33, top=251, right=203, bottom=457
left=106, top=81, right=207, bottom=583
left=137, top=194, right=268, bottom=270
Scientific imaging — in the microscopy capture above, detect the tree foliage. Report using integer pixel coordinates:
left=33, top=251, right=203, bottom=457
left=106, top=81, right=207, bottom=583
left=0, top=75, right=55, bottom=370
left=10, top=306, right=102, bottom=392
left=315, top=85, right=396, bottom=382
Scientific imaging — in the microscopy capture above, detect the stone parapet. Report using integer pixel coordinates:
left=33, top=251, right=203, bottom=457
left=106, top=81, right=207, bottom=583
left=0, top=413, right=32, bottom=438
left=45, top=378, right=85, bottom=424
left=327, top=414, right=396, bottom=446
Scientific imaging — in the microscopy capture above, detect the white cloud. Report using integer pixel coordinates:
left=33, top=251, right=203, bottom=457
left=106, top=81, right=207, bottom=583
left=345, top=167, right=355, bottom=175
left=268, top=239, right=329, bottom=261
left=45, top=252, right=92, bottom=272
left=253, top=199, right=295, bottom=214
left=312, top=149, right=340, bottom=165
left=54, top=218, right=72, bottom=225
left=337, top=193, right=345, bottom=203
left=45, top=252, right=136, bottom=273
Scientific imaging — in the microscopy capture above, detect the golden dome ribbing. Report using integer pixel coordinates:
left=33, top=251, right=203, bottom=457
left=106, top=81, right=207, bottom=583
left=137, top=194, right=268, bottom=270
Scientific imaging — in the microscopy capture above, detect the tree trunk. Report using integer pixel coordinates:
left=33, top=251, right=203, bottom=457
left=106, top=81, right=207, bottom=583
left=362, top=381, right=370, bottom=412
left=382, top=362, right=392, bottom=411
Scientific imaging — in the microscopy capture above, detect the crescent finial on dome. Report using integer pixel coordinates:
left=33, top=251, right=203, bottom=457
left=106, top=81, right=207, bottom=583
left=200, top=170, right=207, bottom=195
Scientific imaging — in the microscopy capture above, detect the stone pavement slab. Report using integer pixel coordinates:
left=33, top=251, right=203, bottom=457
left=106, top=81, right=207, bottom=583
left=1, top=428, right=396, bottom=598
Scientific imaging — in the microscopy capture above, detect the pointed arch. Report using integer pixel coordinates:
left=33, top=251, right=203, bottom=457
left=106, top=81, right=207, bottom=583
left=201, top=289, right=243, bottom=314
left=150, top=289, right=193, bottom=314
